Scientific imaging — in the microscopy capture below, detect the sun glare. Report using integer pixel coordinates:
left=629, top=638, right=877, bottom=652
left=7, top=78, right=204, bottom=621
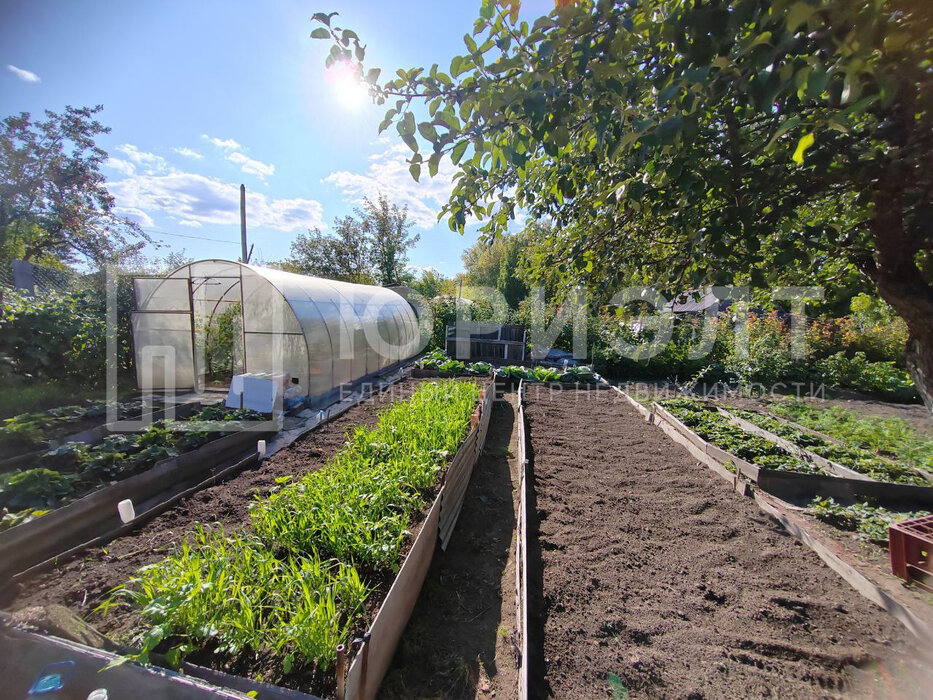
left=326, top=61, right=368, bottom=110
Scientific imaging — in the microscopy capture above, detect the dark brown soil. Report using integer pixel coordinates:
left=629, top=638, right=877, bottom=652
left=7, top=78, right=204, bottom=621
left=4, top=378, right=431, bottom=636
left=792, top=511, right=933, bottom=629
left=380, top=392, right=521, bottom=700
left=524, top=386, right=918, bottom=699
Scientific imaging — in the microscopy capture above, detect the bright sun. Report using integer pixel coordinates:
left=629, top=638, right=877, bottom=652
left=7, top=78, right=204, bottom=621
left=326, top=61, right=368, bottom=110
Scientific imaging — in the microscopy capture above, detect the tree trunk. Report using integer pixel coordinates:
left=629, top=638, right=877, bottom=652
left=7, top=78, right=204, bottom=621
left=863, top=193, right=933, bottom=416
left=904, top=328, right=933, bottom=414
left=869, top=274, right=933, bottom=414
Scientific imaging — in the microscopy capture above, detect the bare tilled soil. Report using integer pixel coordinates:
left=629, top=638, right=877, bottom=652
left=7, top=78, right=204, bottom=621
left=524, top=387, right=917, bottom=699
left=4, top=378, right=433, bottom=636
left=381, top=392, right=521, bottom=700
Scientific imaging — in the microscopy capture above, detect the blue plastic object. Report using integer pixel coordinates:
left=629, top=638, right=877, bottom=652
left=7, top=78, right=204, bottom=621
left=27, top=660, right=76, bottom=695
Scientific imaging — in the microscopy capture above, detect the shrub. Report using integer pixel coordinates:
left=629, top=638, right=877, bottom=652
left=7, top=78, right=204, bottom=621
left=815, top=352, right=918, bottom=401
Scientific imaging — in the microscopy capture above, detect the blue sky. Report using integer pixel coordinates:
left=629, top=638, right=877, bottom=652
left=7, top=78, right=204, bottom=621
left=0, top=0, right=553, bottom=276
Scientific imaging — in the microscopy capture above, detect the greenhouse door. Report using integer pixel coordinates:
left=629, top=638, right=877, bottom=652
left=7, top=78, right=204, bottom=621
left=132, top=277, right=197, bottom=392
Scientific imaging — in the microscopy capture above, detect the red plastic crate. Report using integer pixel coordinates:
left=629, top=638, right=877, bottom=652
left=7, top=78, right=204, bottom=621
left=889, top=514, right=933, bottom=592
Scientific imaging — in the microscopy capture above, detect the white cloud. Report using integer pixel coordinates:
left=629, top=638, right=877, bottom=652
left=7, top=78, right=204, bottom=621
left=202, top=134, right=242, bottom=151
left=178, top=219, right=203, bottom=228
left=114, top=207, right=155, bottom=228
left=105, top=157, right=136, bottom=177
left=226, top=152, right=275, bottom=181
left=115, top=144, right=170, bottom=174
left=107, top=170, right=325, bottom=232
left=7, top=64, right=40, bottom=83
left=174, top=147, right=204, bottom=160
left=323, top=144, right=455, bottom=228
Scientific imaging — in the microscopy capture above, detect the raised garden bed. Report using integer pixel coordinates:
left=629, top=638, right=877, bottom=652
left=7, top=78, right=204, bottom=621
left=655, top=399, right=933, bottom=508
left=723, top=406, right=929, bottom=485
left=658, top=398, right=827, bottom=475
left=5, top=377, right=492, bottom=700
left=0, top=404, right=270, bottom=535
left=523, top=389, right=915, bottom=698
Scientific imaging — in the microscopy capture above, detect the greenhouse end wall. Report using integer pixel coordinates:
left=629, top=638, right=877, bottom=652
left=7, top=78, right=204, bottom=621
left=132, top=260, right=421, bottom=400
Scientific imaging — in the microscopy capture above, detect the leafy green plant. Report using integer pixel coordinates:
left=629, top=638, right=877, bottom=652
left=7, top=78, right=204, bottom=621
left=0, top=404, right=267, bottom=526
left=809, top=497, right=930, bottom=543
left=0, top=468, right=75, bottom=510
left=109, top=380, right=481, bottom=675
left=110, top=527, right=368, bottom=671
left=496, top=364, right=600, bottom=383
left=0, top=506, right=49, bottom=532
left=728, top=408, right=928, bottom=485
left=815, top=352, right=918, bottom=401
left=769, top=400, right=933, bottom=474
left=660, top=399, right=827, bottom=475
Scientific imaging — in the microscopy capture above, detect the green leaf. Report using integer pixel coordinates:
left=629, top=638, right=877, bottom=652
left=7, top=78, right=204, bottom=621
left=451, top=139, right=469, bottom=165
left=397, top=112, right=415, bottom=137
left=310, top=28, right=330, bottom=40
left=791, top=132, right=814, bottom=165
left=785, top=2, right=815, bottom=33
left=418, top=122, right=439, bottom=142
left=428, top=152, right=441, bottom=177
left=311, top=12, right=337, bottom=26
left=765, top=116, right=800, bottom=149
left=99, top=656, right=131, bottom=673
left=409, top=161, right=421, bottom=181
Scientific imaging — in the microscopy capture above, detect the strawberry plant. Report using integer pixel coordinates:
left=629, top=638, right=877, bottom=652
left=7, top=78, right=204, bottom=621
left=660, top=399, right=827, bottom=476
left=809, top=497, right=930, bottom=543
left=729, top=408, right=928, bottom=486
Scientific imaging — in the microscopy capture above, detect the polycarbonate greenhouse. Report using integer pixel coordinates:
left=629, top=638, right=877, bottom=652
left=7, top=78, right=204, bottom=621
left=132, top=260, right=421, bottom=400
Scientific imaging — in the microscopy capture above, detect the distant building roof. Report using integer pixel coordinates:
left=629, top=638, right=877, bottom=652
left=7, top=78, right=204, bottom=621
left=663, top=289, right=725, bottom=314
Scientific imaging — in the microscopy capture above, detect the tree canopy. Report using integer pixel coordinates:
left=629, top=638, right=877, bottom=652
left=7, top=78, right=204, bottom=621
left=284, top=194, right=419, bottom=286
left=312, top=0, right=933, bottom=412
left=0, top=105, right=145, bottom=267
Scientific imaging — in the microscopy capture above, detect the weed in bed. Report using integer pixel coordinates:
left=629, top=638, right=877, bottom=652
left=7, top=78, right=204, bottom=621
left=106, top=380, right=481, bottom=676
left=808, top=497, right=930, bottom=543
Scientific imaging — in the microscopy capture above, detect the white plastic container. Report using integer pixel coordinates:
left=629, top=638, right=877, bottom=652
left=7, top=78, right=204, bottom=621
left=257, top=439, right=266, bottom=458
left=117, top=499, right=135, bottom=524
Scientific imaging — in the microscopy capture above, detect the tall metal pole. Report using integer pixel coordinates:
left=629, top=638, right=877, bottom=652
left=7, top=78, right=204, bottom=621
left=239, top=184, right=248, bottom=263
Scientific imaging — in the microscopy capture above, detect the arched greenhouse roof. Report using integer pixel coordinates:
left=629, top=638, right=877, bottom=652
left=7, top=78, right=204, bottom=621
left=132, top=259, right=420, bottom=398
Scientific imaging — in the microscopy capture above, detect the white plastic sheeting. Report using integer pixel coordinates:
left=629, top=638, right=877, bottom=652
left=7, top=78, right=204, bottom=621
left=132, top=260, right=420, bottom=398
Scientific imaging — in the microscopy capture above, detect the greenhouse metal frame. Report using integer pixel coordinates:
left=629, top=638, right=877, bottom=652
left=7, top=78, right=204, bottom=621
left=132, top=260, right=420, bottom=400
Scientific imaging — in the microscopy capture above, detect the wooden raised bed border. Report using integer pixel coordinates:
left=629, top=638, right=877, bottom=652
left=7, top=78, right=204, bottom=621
left=637, top=392, right=933, bottom=644
left=650, top=402, right=933, bottom=509
left=340, top=379, right=495, bottom=700
left=515, top=380, right=530, bottom=700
